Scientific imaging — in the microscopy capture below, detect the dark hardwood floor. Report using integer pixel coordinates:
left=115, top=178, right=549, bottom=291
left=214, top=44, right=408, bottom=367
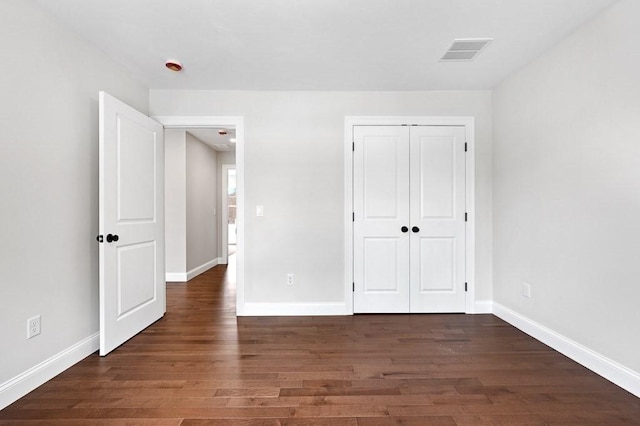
left=2, top=260, right=639, bottom=425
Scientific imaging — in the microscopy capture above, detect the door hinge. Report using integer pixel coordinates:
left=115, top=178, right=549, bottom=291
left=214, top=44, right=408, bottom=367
left=465, top=282, right=468, bottom=292
left=352, top=141, right=355, bottom=151
left=465, top=142, right=468, bottom=152
left=465, top=212, right=468, bottom=222
left=352, top=282, right=355, bottom=292
left=96, top=235, right=104, bottom=243
left=352, top=212, right=355, bottom=222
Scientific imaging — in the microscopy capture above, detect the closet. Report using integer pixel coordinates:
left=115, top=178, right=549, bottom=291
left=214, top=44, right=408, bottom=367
left=353, top=125, right=467, bottom=313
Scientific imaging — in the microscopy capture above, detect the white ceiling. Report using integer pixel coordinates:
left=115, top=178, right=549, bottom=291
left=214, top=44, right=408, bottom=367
left=187, top=128, right=235, bottom=151
left=31, top=0, right=616, bottom=91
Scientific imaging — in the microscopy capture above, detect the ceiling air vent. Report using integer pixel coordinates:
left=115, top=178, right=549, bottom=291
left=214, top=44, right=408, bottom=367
left=440, top=38, right=492, bottom=61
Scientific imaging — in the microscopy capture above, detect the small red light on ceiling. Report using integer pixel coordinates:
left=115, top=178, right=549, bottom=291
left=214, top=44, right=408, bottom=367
left=218, top=130, right=228, bottom=135
left=165, top=60, right=183, bottom=72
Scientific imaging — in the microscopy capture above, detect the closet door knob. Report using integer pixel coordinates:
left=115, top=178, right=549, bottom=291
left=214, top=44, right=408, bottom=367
left=412, top=226, right=420, bottom=233
left=106, top=234, right=119, bottom=243
left=401, top=226, right=409, bottom=233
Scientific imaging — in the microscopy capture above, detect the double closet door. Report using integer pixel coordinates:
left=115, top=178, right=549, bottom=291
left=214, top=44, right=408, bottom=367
left=353, top=125, right=466, bottom=313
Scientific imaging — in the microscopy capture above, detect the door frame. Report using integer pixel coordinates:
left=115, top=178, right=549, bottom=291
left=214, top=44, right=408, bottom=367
left=220, top=164, right=236, bottom=264
left=344, top=116, right=476, bottom=314
left=153, top=116, right=245, bottom=315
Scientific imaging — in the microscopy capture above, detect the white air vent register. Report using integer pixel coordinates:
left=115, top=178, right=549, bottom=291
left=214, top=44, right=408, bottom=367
left=441, top=38, right=493, bottom=61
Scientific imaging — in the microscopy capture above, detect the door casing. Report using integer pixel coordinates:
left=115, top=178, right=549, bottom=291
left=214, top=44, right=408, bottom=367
left=344, top=116, right=476, bottom=314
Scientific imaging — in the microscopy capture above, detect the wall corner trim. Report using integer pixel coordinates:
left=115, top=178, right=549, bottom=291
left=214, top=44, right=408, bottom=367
left=493, top=303, right=640, bottom=398
left=0, top=332, right=99, bottom=410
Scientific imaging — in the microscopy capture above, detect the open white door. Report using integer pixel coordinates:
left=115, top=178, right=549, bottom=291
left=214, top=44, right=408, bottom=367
left=99, top=91, right=165, bottom=356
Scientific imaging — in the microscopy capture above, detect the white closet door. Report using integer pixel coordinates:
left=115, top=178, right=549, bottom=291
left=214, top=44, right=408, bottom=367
left=409, top=126, right=466, bottom=313
left=353, top=126, right=410, bottom=313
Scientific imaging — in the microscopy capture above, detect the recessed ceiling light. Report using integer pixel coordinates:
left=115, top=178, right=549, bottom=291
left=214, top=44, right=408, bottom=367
left=229, top=138, right=237, bottom=143
left=440, top=39, right=493, bottom=62
left=165, top=59, right=183, bottom=72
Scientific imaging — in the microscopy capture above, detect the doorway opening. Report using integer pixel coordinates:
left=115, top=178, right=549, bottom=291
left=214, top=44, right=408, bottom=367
left=154, top=115, right=245, bottom=315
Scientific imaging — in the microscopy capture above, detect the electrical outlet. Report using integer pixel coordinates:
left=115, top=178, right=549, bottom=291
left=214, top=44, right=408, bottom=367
left=27, top=315, right=41, bottom=339
left=287, top=273, right=294, bottom=286
left=523, top=282, right=531, bottom=298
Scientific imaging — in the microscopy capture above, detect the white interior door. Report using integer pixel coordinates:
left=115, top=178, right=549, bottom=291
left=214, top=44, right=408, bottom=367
left=353, top=124, right=467, bottom=313
left=99, top=91, right=165, bottom=356
left=409, top=126, right=466, bottom=312
left=353, top=126, right=410, bottom=313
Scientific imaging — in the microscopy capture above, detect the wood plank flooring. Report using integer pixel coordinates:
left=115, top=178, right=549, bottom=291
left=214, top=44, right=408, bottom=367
left=2, top=260, right=639, bottom=425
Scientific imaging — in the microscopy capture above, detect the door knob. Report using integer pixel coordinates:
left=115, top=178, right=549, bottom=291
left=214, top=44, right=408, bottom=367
left=401, top=226, right=409, bottom=233
left=412, top=226, right=420, bottom=233
left=106, top=234, right=119, bottom=243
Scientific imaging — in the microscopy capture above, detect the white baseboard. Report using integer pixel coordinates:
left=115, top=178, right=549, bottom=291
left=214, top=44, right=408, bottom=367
left=165, top=272, right=187, bottom=282
left=186, top=259, right=218, bottom=281
left=166, top=259, right=219, bottom=283
left=0, top=332, right=99, bottom=410
left=472, top=300, right=493, bottom=314
left=242, top=300, right=491, bottom=316
left=240, top=302, right=350, bottom=316
left=493, top=303, right=640, bottom=398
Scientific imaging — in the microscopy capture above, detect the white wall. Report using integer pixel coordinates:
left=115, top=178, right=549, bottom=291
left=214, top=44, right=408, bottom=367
left=150, top=91, right=493, bottom=308
left=217, top=150, right=237, bottom=167
left=0, top=0, right=148, bottom=406
left=164, top=130, right=187, bottom=277
left=185, top=133, right=218, bottom=271
left=493, top=0, right=640, bottom=374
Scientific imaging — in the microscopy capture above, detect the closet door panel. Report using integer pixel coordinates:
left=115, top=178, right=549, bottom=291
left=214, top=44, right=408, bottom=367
left=353, top=126, right=410, bottom=313
left=410, top=126, right=466, bottom=313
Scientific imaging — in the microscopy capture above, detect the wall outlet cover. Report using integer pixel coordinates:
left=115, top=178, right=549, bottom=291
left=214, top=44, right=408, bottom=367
left=27, top=315, right=41, bottom=339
